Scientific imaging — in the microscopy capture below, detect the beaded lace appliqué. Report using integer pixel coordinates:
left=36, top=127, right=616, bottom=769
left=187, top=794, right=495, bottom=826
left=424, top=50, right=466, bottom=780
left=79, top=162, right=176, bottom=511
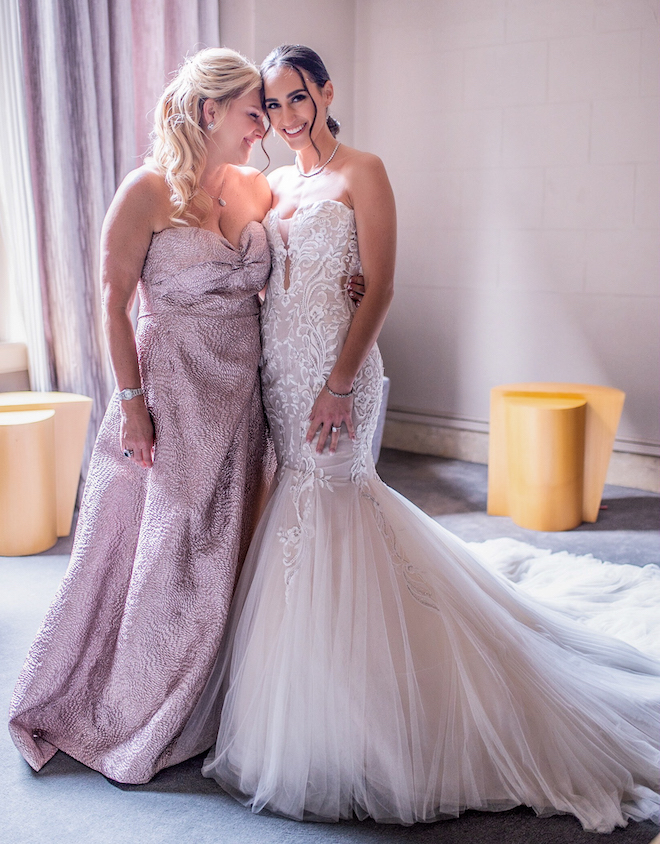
left=260, top=201, right=439, bottom=609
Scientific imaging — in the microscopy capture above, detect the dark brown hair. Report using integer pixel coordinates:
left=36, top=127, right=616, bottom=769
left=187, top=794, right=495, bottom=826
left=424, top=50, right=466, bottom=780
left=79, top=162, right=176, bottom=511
left=261, top=45, right=340, bottom=161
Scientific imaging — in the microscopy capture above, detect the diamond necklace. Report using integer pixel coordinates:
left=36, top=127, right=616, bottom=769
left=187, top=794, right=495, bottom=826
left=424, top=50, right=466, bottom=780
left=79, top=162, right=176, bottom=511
left=295, top=141, right=341, bottom=178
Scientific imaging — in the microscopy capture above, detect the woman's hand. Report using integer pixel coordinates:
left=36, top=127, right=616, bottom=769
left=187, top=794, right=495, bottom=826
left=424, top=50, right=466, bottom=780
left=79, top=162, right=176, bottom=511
left=348, top=274, right=365, bottom=306
left=306, top=386, right=356, bottom=454
left=120, top=397, right=155, bottom=468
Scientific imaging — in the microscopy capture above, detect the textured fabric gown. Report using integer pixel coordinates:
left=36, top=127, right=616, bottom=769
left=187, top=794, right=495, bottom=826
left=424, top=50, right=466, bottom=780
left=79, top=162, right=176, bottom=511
left=9, top=223, right=275, bottom=784
left=184, top=200, right=660, bottom=833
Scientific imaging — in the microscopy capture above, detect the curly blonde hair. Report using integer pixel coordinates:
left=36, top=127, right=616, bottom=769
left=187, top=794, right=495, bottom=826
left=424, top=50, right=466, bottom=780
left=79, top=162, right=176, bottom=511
left=150, top=48, right=261, bottom=224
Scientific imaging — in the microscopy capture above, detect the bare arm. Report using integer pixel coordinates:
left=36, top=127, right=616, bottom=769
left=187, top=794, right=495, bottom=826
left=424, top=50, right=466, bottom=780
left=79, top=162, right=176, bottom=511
left=101, top=168, right=170, bottom=468
left=249, top=168, right=274, bottom=299
left=307, top=154, right=396, bottom=453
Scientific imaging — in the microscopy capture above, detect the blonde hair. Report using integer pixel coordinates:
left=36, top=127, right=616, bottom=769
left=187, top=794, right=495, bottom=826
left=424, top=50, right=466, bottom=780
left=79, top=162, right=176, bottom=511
left=150, top=48, right=261, bottom=224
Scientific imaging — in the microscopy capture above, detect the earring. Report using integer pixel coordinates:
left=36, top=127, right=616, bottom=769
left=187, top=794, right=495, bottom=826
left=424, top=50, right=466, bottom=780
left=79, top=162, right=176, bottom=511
left=207, top=122, right=215, bottom=130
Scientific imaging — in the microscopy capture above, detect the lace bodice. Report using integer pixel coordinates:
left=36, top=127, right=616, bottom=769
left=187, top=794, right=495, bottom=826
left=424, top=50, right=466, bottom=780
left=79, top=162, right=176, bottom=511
left=261, top=200, right=384, bottom=485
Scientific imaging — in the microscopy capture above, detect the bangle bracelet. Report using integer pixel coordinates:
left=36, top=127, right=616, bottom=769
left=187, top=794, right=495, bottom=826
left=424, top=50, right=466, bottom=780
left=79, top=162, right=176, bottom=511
left=326, top=381, right=354, bottom=399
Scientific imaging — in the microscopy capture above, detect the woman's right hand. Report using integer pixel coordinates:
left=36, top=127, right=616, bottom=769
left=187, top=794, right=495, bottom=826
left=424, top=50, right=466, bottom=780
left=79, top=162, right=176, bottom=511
left=120, top=397, right=155, bottom=468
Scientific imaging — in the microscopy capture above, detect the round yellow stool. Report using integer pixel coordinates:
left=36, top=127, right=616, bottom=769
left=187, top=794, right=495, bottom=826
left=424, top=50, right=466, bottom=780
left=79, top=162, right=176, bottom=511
left=488, top=382, right=625, bottom=527
left=0, top=391, right=92, bottom=536
left=504, top=396, right=586, bottom=532
left=0, top=410, right=57, bottom=555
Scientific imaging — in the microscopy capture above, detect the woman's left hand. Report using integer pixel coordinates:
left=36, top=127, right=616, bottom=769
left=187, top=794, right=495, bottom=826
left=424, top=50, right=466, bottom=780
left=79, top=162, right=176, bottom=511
left=348, top=274, right=365, bottom=305
left=306, top=386, right=356, bottom=454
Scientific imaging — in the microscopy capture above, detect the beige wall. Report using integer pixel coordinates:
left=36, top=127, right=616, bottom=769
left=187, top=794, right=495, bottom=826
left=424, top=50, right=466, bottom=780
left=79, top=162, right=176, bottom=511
left=353, top=0, right=659, bottom=457
left=222, top=0, right=658, bottom=459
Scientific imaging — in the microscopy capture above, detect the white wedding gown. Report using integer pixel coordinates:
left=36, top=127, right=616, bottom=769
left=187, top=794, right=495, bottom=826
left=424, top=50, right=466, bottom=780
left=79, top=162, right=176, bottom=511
left=185, top=200, right=660, bottom=833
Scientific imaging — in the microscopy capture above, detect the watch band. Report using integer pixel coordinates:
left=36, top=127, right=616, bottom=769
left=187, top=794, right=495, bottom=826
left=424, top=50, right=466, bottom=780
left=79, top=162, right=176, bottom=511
left=117, top=387, right=144, bottom=401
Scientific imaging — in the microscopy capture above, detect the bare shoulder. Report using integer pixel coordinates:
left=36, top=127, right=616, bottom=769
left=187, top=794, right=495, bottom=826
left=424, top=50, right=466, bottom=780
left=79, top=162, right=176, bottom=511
left=340, top=148, right=392, bottom=207
left=110, top=165, right=170, bottom=220
left=342, top=147, right=386, bottom=179
left=235, top=165, right=272, bottom=214
left=234, top=164, right=269, bottom=188
left=104, top=164, right=172, bottom=236
left=117, top=164, right=169, bottom=202
left=235, top=164, right=263, bottom=183
left=343, top=147, right=386, bottom=175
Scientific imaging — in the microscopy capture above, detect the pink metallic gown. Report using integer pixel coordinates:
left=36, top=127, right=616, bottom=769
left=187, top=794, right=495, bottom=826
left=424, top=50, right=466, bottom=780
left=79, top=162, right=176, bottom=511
left=9, top=223, right=275, bottom=784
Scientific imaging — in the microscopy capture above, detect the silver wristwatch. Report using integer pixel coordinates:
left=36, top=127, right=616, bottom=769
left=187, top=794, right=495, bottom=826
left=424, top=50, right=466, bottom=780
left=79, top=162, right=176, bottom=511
left=117, top=387, right=144, bottom=401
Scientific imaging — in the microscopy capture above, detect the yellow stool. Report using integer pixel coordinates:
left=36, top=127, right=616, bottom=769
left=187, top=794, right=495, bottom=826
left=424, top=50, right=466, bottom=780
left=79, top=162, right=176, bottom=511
left=488, top=383, right=625, bottom=530
left=0, top=391, right=93, bottom=536
left=0, top=410, right=57, bottom=555
left=505, top=396, right=586, bottom=531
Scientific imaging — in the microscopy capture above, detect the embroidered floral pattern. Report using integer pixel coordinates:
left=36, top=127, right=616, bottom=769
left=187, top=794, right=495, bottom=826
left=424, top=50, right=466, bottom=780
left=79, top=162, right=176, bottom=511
left=262, top=202, right=382, bottom=459
left=262, top=200, right=430, bottom=598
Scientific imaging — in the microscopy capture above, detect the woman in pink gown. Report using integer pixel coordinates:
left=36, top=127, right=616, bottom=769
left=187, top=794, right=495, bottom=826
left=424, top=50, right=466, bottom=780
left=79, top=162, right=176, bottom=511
left=9, top=48, right=275, bottom=785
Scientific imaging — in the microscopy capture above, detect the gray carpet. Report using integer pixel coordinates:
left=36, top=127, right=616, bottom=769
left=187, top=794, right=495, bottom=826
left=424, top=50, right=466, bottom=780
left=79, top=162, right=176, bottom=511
left=377, top=449, right=660, bottom=568
left=1, top=449, right=659, bottom=844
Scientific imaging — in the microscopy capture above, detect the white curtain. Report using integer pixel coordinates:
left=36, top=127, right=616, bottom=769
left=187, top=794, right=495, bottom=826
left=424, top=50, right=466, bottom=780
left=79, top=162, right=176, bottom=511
left=14, top=0, right=220, bottom=475
left=0, top=0, right=51, bottom=390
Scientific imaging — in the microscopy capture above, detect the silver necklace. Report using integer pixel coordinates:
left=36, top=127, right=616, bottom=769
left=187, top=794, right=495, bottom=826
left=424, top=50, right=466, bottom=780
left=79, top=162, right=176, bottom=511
left=296, top=141, right=341, bottom=178
left=201, top=177, right=226, bottom=207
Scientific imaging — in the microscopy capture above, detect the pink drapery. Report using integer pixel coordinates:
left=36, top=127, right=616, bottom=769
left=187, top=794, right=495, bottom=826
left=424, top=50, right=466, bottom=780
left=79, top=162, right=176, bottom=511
left=19, top=0, right=220, bottom=475
left=131, top=0, right=222, bottom=159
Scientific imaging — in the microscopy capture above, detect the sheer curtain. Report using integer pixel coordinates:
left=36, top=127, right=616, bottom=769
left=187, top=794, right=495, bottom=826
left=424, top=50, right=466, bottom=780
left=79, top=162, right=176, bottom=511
left=0, top=0, right=51, bottom=390
left=16, top=0, right=220, bottom=474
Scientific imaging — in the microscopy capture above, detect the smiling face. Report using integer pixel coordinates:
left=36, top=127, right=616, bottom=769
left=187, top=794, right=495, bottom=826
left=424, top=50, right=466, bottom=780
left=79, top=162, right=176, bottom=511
left=262, top=66, right=333, bottom=151
left=205, top=88, right=265, bottom=165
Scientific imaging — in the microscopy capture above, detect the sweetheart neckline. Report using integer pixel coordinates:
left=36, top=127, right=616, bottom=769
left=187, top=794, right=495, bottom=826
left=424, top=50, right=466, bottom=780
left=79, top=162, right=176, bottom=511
left=269, top=199, right=355, bottom=252
left=152, top=220, right=265, bottom=253
left=269, top=198, right=354, bottom=223
left=266, top=199, right=357, bottom=296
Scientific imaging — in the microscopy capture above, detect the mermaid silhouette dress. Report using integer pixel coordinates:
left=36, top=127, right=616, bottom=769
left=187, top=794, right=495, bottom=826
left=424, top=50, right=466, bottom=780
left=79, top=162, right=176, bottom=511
left=182, top=200, right=660, bottom=833
left=9, top=223, right=275, bottom=784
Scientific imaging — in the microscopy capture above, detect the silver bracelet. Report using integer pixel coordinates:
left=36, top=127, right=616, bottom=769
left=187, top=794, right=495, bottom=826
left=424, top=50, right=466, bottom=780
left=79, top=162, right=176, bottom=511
left=325, top=381, right=354, bottom=399
left=117, top=387, right=143, bottom=401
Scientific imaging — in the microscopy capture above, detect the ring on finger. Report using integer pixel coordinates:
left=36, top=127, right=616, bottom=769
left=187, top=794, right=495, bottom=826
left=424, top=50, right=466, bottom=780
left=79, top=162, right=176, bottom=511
left=123, top=449, right=134, bottom=457
left=331, top=425, right=341, bottom=432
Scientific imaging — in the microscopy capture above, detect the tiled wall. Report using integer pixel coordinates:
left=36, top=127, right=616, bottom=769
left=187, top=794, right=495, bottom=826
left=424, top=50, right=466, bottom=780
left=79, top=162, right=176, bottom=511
left=354, top=0, right=659, bottom=453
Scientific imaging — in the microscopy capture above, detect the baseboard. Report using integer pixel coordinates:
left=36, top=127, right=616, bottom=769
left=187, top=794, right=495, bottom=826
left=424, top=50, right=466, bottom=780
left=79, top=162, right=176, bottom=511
left=0, top=342, right=30, bottom=391
left=382, top=413, right=659, bottom=494
left=0, top=370, right=30, bottom=391
left=382, top=417, right=490, bottom=465
left=605, top=451, right=660, bottom=494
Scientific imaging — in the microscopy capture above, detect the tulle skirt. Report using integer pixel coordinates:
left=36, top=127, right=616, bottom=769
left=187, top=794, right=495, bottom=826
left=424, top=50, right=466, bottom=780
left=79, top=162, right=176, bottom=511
left=186, top=470, right=660, bottom=833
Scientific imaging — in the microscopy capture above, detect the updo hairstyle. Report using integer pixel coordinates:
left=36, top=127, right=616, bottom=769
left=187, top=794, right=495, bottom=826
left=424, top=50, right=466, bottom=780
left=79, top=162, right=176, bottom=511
left=150, top=47, right=261, bottom=224
left=260, top=45, right=340, bottom=155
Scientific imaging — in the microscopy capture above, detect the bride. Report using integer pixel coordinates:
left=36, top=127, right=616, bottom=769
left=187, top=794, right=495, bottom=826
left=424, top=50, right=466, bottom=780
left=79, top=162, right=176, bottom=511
left=184, top=45, right=660, bottom=833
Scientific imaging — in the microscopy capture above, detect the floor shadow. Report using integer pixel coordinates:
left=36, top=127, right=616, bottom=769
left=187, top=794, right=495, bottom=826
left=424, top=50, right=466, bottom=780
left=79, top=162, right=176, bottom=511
left=38, top=532, right=76, bottom=556
left=107, top=768, right=660, bottom=844
left=107, top=752, right=218, bottom=795
left=575, top=497, right=660, bottom=532
left=25, top=749, right=101, bottom=781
